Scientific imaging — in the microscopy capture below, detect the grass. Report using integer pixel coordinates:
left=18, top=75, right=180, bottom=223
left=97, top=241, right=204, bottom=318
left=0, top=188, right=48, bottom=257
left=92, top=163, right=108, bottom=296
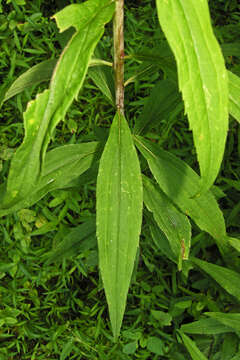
left=0, top=0, right=240, bottom=359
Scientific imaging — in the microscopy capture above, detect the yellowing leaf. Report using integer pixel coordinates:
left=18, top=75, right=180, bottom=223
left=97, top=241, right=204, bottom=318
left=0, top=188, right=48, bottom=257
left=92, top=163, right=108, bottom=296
left=156, top=0, right=229, bottom=192
left=96, top=112, right=143, bottom=340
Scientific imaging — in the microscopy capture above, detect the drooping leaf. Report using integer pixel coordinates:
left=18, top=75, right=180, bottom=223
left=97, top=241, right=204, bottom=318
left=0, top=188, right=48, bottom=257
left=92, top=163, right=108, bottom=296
left=191, top=257, right=240, bottom=301
left=228, top=70, right=240, bottom=123
left=181, top=317, right=234, bottom=335
left=0, top=142, right=99, bottom=216
left=2, top=57, right=111, bottom=103
left=135, top=137, right=228, bottom=254
left=178, top=331, right=208, bottom=360
left=143, top=175, right=191, bottom=270
left=156, top=0, right=229, bottom=193
left=96, top=112, right=143, bottom=340
left=3, top=59, right=57, bottom=102
left=134, top=79, right=182, bottom=135
left=205, top=312, right=240, bottom=333
left=45, top=218, right=97, bottom=264
left=3, top=0, right=114, bottom=208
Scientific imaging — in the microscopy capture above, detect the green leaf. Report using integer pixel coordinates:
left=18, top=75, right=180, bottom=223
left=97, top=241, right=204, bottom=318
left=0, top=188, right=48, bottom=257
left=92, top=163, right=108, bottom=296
left=3, top=0, right=114, bottom=208
left=122, top=341, right=138, bottom=355
left=181, top=318, right=234, bottom=335
left=96, top=112, right=143, bottom=340
left=228, top=71, right=240, bottom=123
left=88, top=65, right=115, bottom=104
left=143, top=175, right=191, bottom=270
left=205, top=312, right=240, bottom=333
left=134, top=79, right=182, bottom=135
left=45, top=218, right=96, bottom=264
left=135, top=137, right=228, bottom=254
left=2, top=57, right=108, bottom=103
left=156, top=0, right=229, bottom=193
left=3, top=59, right=57, bottom=102
left=191, top=257, right=240, bottom=301
left=149, top=217, right=177, bottom=263
left=228, top=237, right=240, bottom=253
left=147, top=336, right=164, bottom=356
left=178, top=331, right=208, bottom=360
left=0, top=142, right=99, bottom=216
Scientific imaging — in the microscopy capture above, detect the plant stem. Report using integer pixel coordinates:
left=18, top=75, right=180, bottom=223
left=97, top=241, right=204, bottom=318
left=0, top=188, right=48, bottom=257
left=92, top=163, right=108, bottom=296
left=113, top=0, right=124, bottom=115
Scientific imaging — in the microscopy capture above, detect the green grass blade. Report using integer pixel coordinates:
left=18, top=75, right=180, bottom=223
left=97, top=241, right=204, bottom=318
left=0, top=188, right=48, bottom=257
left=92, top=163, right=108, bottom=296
left=0, top=142, right=99, bottom=216
left=181, top=318, right=234, bottom=335
left=192, top=257, right=240, bottom=301
left=156, top=0, right=229, bottom=193
left=3, top=0, right=114, bottom=207
left=96, top=112, right=143, bottom=340
left=143, top=175, right=191, bottom=270
left=178, top=331, right=208, bottom=360
left=135, top=137, right=228, bottom=254
left=205, top=312, right=240, bottom=333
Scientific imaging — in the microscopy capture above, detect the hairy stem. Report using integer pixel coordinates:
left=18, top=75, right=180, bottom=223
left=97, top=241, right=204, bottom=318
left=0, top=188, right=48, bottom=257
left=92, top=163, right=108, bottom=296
left=113, top=0, right=124, bottom=114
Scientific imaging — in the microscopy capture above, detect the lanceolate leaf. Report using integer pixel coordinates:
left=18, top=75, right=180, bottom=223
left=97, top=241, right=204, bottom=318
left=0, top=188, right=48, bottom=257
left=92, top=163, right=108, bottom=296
left=156, top=0, right=229, bottom=193
left=178, top=331, right=208, bottom=360
left=135, top=137, right=228, bottom=254
left=205, top=312, right=240, bottom=333
left=3, top=59, right=57, bottom=102
left=181, top=318, right=233, bottom=335
left=3, top=0, right=114, bottom=207
left=192, top=257, right=240, bottom=301
left=96, top=112, right=143, bottom=340
left=45, top=218, right=97, bottom=264
left=143, top=175, right=191, bottom=270
left=228, top=71, right=240, bottom=123
left=2, top=57, right=111, bottom=103
left=134, top=79, right=182, bottom=135
left=0, top=142, right=99, bottom=217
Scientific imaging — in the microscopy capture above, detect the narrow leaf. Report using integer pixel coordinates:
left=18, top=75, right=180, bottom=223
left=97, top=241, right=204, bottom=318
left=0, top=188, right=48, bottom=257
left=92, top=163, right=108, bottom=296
left=149, top=216, right=176, bottom=263
left=134, top=79, right=182, bottom=135
left=205, top=312, right=240, bottom=333
left=96, top=112, right=143, bottom=340
left=2, top=57, right=108, bottom=103
left=191, top=257, right=240, bottom=301
left=3, top=0, right=114, bottom=207
left=135, top=137, right=228, bottom=253
left=228, top=70, right=240, bottom=123
left=45, top=218, right=96, bottom=264
left=178, top=331, right=208, bottom=360
left=0, top=142, right=99, bottom=216
left=143, top=175, right=191, bottom=270
left=181, top=318, right=233, bottom=335
left=3, top=59, right=57, bottom=102
left=156, top=0, right=229, bottom=192
left=88, top=65, right=115, bottom=104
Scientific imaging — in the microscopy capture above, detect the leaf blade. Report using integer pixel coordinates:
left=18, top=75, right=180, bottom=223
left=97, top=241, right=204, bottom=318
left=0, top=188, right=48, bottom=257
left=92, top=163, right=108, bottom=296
left=156, top=0, right=229, bottom=192
left=96, top=112, right=143, bottom=340
left=143, top=175, right=191, bottom=269
left=135, top=137, right=228, bottom=253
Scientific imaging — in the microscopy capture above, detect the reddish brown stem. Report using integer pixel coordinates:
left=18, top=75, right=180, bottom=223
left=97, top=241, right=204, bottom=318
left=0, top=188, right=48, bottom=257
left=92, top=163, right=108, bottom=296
left=114, top=0, right=124, bottom=115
